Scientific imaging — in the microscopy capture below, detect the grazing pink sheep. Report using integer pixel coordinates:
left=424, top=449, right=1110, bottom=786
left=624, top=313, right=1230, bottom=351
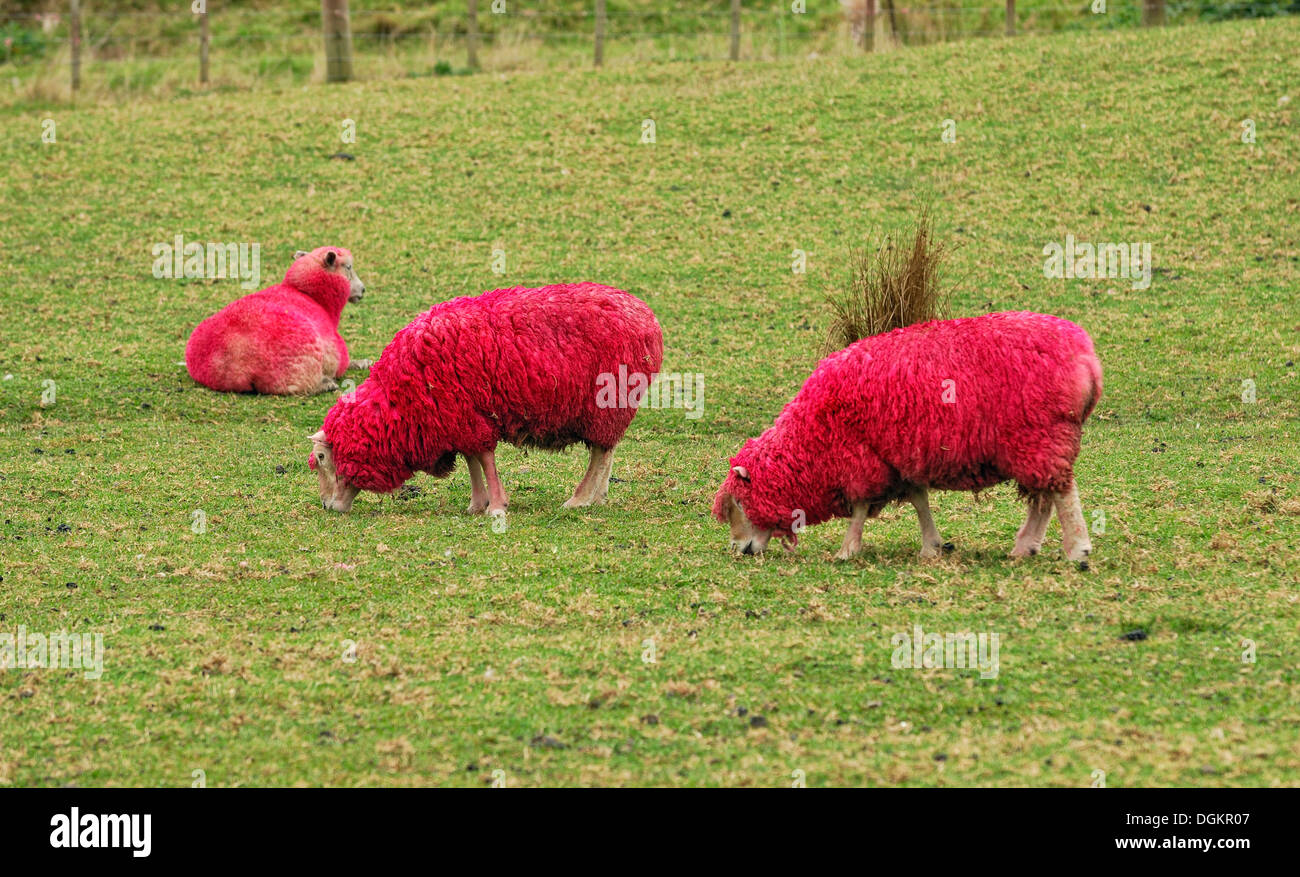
left=185, top=247, right=366, bottom=395
left=308, top=282, right=663, bottom=515
left=713, top=311, right=1102, bottom=564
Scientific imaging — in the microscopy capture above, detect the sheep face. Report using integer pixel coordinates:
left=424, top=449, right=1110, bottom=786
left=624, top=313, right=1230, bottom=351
left=338, top=254, right=366, bottom=303
left=308, top=430, right=360, bottom=512
left=717, top=466, right=774, bottom=555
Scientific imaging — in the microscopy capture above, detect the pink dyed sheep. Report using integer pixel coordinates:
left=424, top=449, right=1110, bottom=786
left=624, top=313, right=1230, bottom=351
left=185, top=247, right=366, bottom=395
left=713, top=311, right=1102, bottom=564
left=308, top=282, right=663, bottom=515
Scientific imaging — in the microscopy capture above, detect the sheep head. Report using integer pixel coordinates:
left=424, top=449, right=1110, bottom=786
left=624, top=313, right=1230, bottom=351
left=290, top=247, right=367, bottom=304
left=714, top=465, right=776, bottom=555
left=308, top=430, right=359, bottom=513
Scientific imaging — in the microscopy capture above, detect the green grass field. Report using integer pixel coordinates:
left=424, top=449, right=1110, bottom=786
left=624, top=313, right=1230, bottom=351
left=1, top=17, right=1297, bottom=787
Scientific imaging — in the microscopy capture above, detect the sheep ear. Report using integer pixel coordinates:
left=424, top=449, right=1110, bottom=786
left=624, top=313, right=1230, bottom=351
left=294, top=250, right=309, bottom=260
left=731, top=465, right=750, bottom=483
left=324, top=250, right=337, bottom=267
left=308, top=430, right=328, bottom=445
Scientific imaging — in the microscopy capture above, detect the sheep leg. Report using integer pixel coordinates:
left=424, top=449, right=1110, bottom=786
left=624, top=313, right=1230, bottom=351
left=834, top=502, right=870, bottom=561
left=465, top=455, right=489, bottom=514
left=476, top=449, right=509, bottom=514
left=910, top=487, right=946, bottom=559
left=313, top=376, right=339, bottom=394
left=1010, top=493, right=1053, bottom=557
left=563, top=446, right=610, bottom=508
left=1052, top=479, right=1092, bottom=563
left=590, top=446, right=616, bottom=505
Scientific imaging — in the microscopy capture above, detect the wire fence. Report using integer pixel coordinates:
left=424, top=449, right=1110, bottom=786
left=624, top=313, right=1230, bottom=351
left=0, top=0, right=1274, bottom=97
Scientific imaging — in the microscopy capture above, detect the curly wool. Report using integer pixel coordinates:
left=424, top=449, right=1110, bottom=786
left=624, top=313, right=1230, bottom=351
left=185, top=246, right=354, bottom=394
left=320, top=283, right=664, bottom=493
left=713, top=311, right=1102, bottom=536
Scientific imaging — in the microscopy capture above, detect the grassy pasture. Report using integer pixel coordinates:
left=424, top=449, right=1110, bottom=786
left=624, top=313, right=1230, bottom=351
left=0, top=17, right=1297, bottom=786
left=0, top=0, right=1204, bottom=108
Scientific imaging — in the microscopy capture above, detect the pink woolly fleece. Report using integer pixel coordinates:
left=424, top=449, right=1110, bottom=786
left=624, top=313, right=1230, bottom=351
left=185, top=246, right=354, bottom=394
left=316, top=283, right=664, bottom=493
left=713, top=311, right=1102, bottom=540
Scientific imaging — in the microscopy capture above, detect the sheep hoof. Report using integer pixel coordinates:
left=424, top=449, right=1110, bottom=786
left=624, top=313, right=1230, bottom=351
left=942, top=542, right=955, bottom=553
left=466, top=501, right=488, bottom=514
left=562, top=496, right=592, bottom=509
left=833, top=548, right=855, bottom=561
left=314, top=378, right=339, bottom=394
left=919, top=544, right=941, bottom=560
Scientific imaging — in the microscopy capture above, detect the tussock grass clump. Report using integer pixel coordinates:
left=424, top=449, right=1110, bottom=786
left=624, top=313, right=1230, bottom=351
left=824, top=209, right=952, bottom=355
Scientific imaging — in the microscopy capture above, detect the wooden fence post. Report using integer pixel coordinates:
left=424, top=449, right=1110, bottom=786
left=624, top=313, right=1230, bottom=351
left=199, top=8, right=210, bottom=85
left=69, top=0, right=81, bottom=92
left=729, top=0, right=740, bottom=61
left=1005, top=0, right=1014, bottom=36
left=321, top=0, right=353, bottom=82
left=594, top=0, right=606, bottom=67
left=1142, top=0, right=1165, bottom=25
left=467, top=0, right=479, bottom=69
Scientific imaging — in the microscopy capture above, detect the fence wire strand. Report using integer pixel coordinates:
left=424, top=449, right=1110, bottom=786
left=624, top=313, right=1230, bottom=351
left=0, top=2, right=1212, bottom=87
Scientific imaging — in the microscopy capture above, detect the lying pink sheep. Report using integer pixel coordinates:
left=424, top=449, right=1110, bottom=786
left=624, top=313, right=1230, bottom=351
left=713, top=311, right=1102, bottom=564
left=185, top=247, right=366, bottom=395
left=308, top=282, right=663, bottom=514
